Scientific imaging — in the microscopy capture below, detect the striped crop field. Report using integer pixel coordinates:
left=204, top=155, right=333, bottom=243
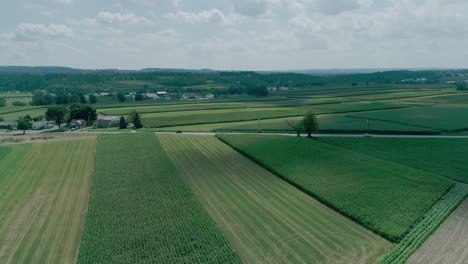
left=218, top=135, right=453, bottom=242
left=160, top=135, right=392, bottom=264
left=0, top=139, right=96, bottom=264
left=141, top=102, right=404, bottom=128
left=77, top=134, right=241, bottom=264
left=319, top=137, right=468, bottom=184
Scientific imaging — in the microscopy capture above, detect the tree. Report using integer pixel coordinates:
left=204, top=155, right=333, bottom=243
left=128, top=111, right=143, bottom=129
left=119, top=115, right=127, bottom=129
left=286, top=119, right=303, bottom=137
left=55, top=93, right=70, bottom=105
left=135, top=92, right=144, bottom=101
left=0, top=98, right=6, bottom=107
left=78, top=93, right=87, bottom=104
left=116, top=92, right=126, bottom=103
left=247, top=86, right=269, bottom=96
left=89, top=94, right=97, bottom=104
left=68, top=104, right=97, bottom=125
left=45, top=106, right=67, bottom=129
left=31, top=93, right=54, bottom=106
left=17, top=117, right=32, bottom=135
left=456, top=82, right=467, bottom=91
left=302, top=112, right=319, bottom=138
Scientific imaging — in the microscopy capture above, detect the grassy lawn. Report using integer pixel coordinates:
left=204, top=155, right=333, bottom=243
left=0, top=139, right=96, bottom=264
left=160, top=135, right=392, bottom=264
left=78, top=134, right=241, bottom=264
left=218, top=135, right=453, bottom=242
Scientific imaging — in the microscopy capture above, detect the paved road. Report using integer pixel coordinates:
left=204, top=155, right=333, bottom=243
left=154, top=131, right=468, bottom=139
left=4, top=129, right=468, bottom=139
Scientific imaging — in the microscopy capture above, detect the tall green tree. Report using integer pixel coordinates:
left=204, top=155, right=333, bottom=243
left=78, top=93, right=87, bottom=104
left=119, top=116, right=127, bottom=129
left=17, top=116, right=32, bottom=135
left=286, top=119, right=303, bottom=137
left=68, top=104, right=97, bottom=125
left=45, top=106, right=68, bottom=129
left=89, top=94, right=97, bottom=104
left=135, top=92, right=144, bottom=101
left=302, top=112, right=319, bottom=138
left=128, top=111, right=143, bottom=129
left=31, top=93, right=54, bottom=106
left=116, top=92, right=126, bottom=103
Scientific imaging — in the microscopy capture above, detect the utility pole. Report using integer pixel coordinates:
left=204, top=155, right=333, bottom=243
left=258, top=114, right=261, bottom=132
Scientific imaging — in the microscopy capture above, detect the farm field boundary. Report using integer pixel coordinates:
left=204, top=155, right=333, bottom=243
left=408, top=197, right=468, bottom=264
left=0, top=139, right=96, bottom=264
left=160, top=135, right=392, bottom=264
left=77, top=134, right=241, bottom=264
left=217, top=135, right=453, bottom=242
left=379, top=185, right=468, bottom=264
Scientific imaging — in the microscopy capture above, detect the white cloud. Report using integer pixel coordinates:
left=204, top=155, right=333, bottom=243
left=142, top=30, right=180, bottom=44
left=55, top=0, right=73, bottom=5
left=96, top=11, right=152, bottom=25
left=16, top=23, right=74, bottom=40
left=132, top=0, right=180, bottom=6
left=165, top=9, right=241, bottom=25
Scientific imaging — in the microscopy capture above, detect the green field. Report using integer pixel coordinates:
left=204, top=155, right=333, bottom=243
left=406, top=92, right=468, bottom=104
left=141, top=102, right=405, bottom=128
left=318, top=137, right=468, bottom=184
left=218, top=135, right=453, bottom=242
left=78, top=134, right=241, bottom=264
left=155, top=114, right=439, bottom=134
left=0, top=139, right=96, bottom=264
left=0, top=107, right=47, bottom=120
left=160, top=135, right=392, bottom=263
left=349, top=105, right=468, bottom=132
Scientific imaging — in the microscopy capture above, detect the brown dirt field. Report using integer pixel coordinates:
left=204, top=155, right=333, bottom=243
left=408, top=198, right=468, bottom=264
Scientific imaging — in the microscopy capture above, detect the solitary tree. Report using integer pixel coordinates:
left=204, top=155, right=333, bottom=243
left=286, top=119, right=303, bottom=137
left=116, top=92, right=126, bottom=103
left=17, top=117, right=32, bottom=135
left=45, top=106, right=67, bottom=129
left=128, top=111, right=143, bottom=129
left=302, top=112, right=319, bottom=138
left=89, top=94, right=97, bottom=104
left=119, top=115, right=127, bottom=129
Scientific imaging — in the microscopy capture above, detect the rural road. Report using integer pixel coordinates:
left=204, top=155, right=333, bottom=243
left=153, top=131, right=468, bottom=139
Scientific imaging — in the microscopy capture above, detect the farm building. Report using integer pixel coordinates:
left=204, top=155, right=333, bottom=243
left=0, top=121, right=18, bottom=129
left=145, top=93, right=158, bottom=99
left=181, top=93, right=198, bottom=101
left=70, top=119, right=87, bottom=129
left=32, top=121, right=54, bottom=130
left=95, top=116, right=119, bottom=128
left=157, top=91, right=170, bottom=99
left=181, top=93, right=214, bottom=101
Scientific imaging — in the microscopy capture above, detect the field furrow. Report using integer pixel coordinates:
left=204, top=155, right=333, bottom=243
left=160, top=135, right=392, bottom=264
left=77, top=134, right=241, bottom=264
left=0, top=139, right=96, bottom=264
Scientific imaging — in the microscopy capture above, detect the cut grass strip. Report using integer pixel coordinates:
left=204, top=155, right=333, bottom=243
left=160, top=135, right=392, bottom=264
left=379, top=184, right=468, bottom=264
left=218, top=135, right=453, bottom=242
left=0, top=139, right=96, bottom=264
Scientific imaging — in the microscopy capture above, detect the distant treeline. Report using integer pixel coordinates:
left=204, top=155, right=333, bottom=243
left=0, top=69, right=464, bottom=93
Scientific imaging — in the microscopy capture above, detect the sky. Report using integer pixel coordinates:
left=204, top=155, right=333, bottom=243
left=0, top=0, right=467, bottom=70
